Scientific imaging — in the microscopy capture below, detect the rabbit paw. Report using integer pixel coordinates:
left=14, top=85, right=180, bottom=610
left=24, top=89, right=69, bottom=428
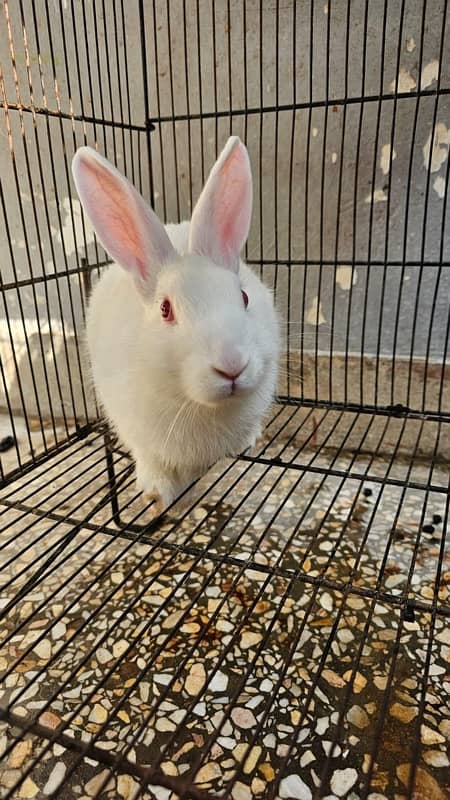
left=247, top=425, right=263, bottom=450
left=135, top=458, right=195, bottom=516
left=135, top=462, right=175, bottom=513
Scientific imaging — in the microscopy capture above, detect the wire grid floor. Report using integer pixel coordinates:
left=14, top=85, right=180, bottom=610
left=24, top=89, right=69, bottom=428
left=0, top=403, right=449, bottom=800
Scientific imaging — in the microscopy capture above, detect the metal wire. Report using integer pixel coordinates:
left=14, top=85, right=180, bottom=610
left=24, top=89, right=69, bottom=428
left=0, top=2, right=449, bottom=800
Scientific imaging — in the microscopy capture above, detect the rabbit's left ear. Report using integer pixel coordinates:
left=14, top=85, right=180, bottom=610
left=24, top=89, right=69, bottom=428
left=189, top=136, right=252, bottom=273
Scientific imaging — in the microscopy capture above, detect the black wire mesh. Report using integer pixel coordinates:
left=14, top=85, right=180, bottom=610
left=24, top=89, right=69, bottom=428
left=0, top=2, right=449, bottom=799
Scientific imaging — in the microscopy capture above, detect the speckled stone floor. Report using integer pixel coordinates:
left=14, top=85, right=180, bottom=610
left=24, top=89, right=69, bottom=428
left=0, top=406, right=449, bottom=799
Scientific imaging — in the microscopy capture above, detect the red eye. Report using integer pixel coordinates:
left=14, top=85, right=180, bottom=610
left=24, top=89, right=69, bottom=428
left=160, top=298, right=175, bottom=322
left=242, top=290, right=249, bottom=309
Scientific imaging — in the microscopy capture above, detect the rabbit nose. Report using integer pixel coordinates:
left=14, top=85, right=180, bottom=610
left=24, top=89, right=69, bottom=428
left=213, top=362, right=248, bottom=382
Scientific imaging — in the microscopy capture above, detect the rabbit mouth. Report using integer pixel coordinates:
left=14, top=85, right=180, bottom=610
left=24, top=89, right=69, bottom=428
left=187, top=380, right=254, bottom=408
left=213, top=378, right=255, bottom=403
left=182, top=363, right=259, bottom=407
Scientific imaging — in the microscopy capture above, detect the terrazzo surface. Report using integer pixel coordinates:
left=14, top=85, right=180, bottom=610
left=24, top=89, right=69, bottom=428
left=0, top=406, right=449, bottom=799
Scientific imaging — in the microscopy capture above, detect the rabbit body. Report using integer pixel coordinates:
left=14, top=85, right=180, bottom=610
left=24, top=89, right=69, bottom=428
left=75, top=138, right=279, bottom=510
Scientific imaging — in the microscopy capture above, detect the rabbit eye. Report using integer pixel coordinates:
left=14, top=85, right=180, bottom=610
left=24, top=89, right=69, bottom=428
left=241, top=290, right=249, bottom=309
left=160, top=298, right=175, bottom=322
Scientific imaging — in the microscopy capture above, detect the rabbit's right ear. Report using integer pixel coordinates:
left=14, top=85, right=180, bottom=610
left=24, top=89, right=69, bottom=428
left=72, top=147, right=176, bottom=294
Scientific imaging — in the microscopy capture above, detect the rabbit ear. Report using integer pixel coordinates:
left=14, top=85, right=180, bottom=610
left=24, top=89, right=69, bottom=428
left=189, top=136, right=252, bottom=273
left=72, top=147, right=176, bottom=294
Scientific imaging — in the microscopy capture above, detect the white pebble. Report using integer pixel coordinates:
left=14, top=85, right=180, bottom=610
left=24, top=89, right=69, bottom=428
left=148, top=786, right=171, bottom=800
left=241, top=631, right=263, bottom=649
left=155, top=717, right=176, bottom=733
left=315, top=716, right=329, bottom=735
left=319, top=592, right=333, bottom=612
left=88, top=704, right=108, bottom=724
left=51, top=622, right=66, bottom=641
left=423, top=750, right=450, bottom=768
left=117, top=774, right=140, bottom=799
left=33, top=639, right=51, bottom=660
left=185, top=663, right=206, bottom=696
left=218, top=736, right=236, bottom=749
left=112, top=639, right=128, bottom=658
left=347, top=705, right=370, bottom=729
left=96, top=648, right=112, bottom=665
left=300, top=751, right=315, bottom=767
left=385, top=574, right=404, bottom=589
left=231, top=707, right=257, bottom=729
left=170, top=709, right=187, bottom=724
left=247, top=695, right=263, bottom=709
left=140, top=682, right=150, bottom=702
left=154, top=673, right=172, bottom=685
left=208, top=671, right=228, bottom=693
left=43, top=763, right=66, bottom=795
left=84, top=770, right=115, bottom=795
left=205, top=586, right=221, bottom=597
left=421, top=724, right=445, bottom=744
left=232, top=782, right=252, bottom=800
left=279, top=774, right=312, bottom=799
left=428, top=664, right=445, bottom=676
left=162, top=610, right=184, bottom=630
left=337, top=628, right=354, bottom=643
left=330, top=768, right=358, bottom=797
left=195, top=762, right=222, bottom=783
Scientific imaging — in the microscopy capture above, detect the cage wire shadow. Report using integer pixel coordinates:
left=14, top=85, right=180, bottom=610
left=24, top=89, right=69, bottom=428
left=0, top=1, right=449, bottom=800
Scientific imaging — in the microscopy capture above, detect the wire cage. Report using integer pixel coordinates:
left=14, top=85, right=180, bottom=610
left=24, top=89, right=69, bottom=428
left=0, top=1, right=449, bottom=799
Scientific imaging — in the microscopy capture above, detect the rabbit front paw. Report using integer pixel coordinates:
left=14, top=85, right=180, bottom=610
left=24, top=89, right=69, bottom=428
left=246, top=425, right=263, bottom=450
left=135, top=462, right=176, bottom=513
left=135, top=458, right=195, bottom=516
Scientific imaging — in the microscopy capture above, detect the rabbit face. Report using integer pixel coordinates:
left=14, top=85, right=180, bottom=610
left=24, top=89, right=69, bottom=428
left=150, top=256, right=266, bottom=407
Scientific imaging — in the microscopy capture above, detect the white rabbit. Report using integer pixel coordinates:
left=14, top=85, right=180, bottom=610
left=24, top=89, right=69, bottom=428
left=72, top=137, right=279, bottom=513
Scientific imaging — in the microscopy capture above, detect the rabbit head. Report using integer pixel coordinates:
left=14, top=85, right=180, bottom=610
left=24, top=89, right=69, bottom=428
left=72, top=137, right=275, bottom=409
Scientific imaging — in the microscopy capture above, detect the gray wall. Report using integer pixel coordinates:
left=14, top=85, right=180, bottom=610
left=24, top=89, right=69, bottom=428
left=1, top=0, right=449, bottom=425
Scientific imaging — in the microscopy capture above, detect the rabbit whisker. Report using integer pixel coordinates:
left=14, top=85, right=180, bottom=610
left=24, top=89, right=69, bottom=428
left=162, top=398, right=192, bottom=451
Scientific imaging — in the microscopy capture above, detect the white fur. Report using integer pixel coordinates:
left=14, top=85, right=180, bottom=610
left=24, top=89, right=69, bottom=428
left=75, top=139, right=279, bottom=510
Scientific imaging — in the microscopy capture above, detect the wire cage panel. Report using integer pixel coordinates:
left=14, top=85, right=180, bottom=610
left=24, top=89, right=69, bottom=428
left=1, top=1, right=450, bottom=800
left=0, top=411, right=449, bottom=799
left=1, top=2, right=450, bottom=464
left=0, top=0, right=146, bottom=127
left=145, top=1, right=450, bottom=115
left=149, top=83, right=450, bottom=266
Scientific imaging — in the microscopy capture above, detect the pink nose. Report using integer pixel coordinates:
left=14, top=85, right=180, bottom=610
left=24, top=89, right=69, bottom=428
left=213, top=365, right=246, bottom=382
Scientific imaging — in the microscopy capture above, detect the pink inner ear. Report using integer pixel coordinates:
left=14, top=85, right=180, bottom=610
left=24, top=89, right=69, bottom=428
left=189, top=137, right=253, bottom=271
left=73, top=147, right=177, bottom=290
left=217, top=155, right=250, bottom=258
left=79, top=158, right=149, bottom=281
